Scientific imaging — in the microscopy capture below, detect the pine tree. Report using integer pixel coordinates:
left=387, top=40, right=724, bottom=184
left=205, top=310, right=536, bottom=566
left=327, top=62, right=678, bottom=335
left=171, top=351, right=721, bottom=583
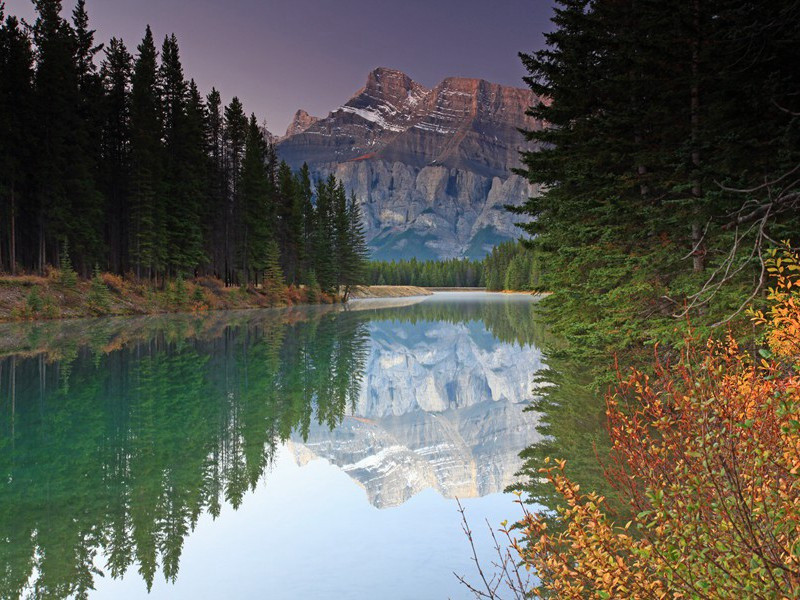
left=129, top=25, right=163, bottom=281
left=515, top=0, right=800, bottom=355
left=205, top=88, right=225, bottom=278
left=339, top=192, right=369, bottom=299
left=312, top=175, right=337, bottom=292
left=30, top=0, right=84, bottom=272
left=0, top=11, right=33, bottom=275
left=100, top=37, right=132, bottom=273
left=296, top=163, right=315, bottom=281
left=159, top=35, right=204, bottom=276
left=223, top=97, right=247, bottom=285
left=238, top=113, right=272, bottom=285
left=263, top=239, right=284, bottom=298
left=276, top=160, right=301, bottom=283
left=67, top=0, right=105, bottom=273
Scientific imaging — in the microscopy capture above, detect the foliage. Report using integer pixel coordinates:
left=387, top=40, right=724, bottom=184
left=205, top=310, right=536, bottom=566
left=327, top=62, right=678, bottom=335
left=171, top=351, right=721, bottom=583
left=515, top=0, right=800, bottom=360
left=511, top=246, right=800, bottom=599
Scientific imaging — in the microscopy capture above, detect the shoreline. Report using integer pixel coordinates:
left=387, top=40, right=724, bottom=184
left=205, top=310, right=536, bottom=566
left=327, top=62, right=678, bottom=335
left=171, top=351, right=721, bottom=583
left=0, top=274, right=336, bottom=323
left=0, top=276, right=541, bottom=323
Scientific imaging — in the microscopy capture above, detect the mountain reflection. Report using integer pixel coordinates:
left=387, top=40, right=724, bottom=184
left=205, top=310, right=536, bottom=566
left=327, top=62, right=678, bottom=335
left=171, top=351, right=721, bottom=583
left=0, top=295, right=545, bottom=599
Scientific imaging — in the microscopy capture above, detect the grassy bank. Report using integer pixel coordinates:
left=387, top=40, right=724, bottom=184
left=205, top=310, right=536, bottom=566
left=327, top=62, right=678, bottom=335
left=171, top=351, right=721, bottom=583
left=0, top=272, right=339, bottom=322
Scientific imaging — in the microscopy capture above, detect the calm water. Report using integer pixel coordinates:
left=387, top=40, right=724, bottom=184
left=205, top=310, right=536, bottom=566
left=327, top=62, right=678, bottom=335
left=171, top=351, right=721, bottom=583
left=0, top=292, right=548, bottom=599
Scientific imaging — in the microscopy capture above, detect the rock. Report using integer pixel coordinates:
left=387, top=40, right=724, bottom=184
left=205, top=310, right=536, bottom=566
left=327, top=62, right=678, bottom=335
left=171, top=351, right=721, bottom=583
left=282, top=109, right=320, bottom=139
left=277, top=67, right=545, bottom=260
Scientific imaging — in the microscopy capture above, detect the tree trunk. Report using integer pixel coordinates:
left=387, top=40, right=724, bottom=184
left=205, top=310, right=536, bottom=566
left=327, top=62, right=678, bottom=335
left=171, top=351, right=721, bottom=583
left=38, top=218, right=45, bottom=275
left=690, top=0, right=705, bottom=272
left=10, top=184, right=15, bottom=275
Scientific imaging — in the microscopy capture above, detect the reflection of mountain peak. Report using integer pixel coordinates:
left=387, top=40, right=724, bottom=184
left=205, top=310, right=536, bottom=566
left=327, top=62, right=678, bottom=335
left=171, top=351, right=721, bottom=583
left=291, top=399, right=540, bottom=509
left=290, top=317, right=544, bottom=508
left=359, top=320, right=544, bottom=417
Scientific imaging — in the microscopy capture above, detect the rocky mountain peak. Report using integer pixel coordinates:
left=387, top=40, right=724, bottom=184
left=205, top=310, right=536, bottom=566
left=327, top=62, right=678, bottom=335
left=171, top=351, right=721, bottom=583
left=283, top=109, right=319, bottom=139
left=276, top=67, right=545, bottom=260
left=363, top=67, right=424, bottom=97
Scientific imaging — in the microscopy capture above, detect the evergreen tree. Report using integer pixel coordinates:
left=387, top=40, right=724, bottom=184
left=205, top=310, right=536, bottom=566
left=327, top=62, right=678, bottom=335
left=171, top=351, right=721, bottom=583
left=276, top=160, right=301, bottom=284
left=100, top=37, right=132, bottom=273
left=296, top=163, right=315, bottom=280
left=312, top=175, right=337, bottom=292
left=158, top=35, right=204, bottom=275
left=515, top=0, right=800, bottom=355
left=223, top=96, right=247, bottom=285
left=30, top=0, right=86, bottom=272
left=263, top=239, right=284, bottom=297
left=205, top=88, right=225, bottom=278
left=238, top=113, right=273, bottom=285
left=339, top=192, right=369, bottom=299
left=129, top=25, right=163, bottom=280
left=0, top=10, right=33, bottom=274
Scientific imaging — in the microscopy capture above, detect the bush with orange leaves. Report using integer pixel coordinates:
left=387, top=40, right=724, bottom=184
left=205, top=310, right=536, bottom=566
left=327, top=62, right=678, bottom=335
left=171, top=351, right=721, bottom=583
left=514, top=245, right=800, bottom=599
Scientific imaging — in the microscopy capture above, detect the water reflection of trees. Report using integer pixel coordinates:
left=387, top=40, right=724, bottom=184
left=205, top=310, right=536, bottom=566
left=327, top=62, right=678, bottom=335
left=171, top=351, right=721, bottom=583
left=0, top=309, right=368, bottom=599
left=0, top=296, right=583, bottom=599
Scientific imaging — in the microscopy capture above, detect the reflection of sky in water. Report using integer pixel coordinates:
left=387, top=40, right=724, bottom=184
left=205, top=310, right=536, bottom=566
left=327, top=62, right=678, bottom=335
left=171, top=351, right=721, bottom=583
left=93, top=448, right=522, bottom=600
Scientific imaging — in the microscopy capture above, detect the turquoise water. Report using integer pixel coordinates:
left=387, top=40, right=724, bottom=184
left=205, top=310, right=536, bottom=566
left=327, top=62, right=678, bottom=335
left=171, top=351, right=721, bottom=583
left=0, top=293, right=546, bottom=599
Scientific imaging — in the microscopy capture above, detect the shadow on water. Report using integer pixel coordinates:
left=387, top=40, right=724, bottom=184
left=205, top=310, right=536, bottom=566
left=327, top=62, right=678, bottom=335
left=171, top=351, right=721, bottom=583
left=0, top=294, right=588, bottom=599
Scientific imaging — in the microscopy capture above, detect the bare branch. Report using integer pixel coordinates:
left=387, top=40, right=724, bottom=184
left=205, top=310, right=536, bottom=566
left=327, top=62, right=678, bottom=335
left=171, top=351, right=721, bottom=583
left=716, top=163, right=800, bottom=195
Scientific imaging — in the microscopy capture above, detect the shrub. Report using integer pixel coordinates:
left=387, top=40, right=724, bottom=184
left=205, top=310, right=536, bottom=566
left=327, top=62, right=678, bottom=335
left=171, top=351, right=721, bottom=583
left=195, top=276, right=223, bottom=293
left=88, top=266, right=111, bottom=313
left=305, top=270, right=321, bottom=304
left=58, top=241, right=78, bottom=288
left=191, top=284, right=205, bottom=304
left=101, top=272, right=125, bottom=294
left=168, top=275, right=187, bottom=308
left=511, top=245, right=800, bottom=598
left=26, top=287, right=43, bottom=313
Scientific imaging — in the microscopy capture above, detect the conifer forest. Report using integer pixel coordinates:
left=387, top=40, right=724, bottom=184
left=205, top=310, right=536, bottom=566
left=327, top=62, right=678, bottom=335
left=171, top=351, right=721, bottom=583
left=0, top=1, right=368, bottom=293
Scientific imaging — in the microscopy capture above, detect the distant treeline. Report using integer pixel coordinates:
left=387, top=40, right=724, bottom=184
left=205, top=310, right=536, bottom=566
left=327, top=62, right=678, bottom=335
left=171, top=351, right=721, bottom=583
left=366, top=257, right=483, bottom=288
left=366, top=240, right=540, bottom=291
left=483, top=241, right=541, bottom=291
left=0, top=1, right=367, bottom=293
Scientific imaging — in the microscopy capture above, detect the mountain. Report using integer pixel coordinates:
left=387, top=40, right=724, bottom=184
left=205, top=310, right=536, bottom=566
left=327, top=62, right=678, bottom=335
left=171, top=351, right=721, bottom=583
left=282, top=109, right=320, bottom=139
left=276, top=67, right=544, bottom=260
left=289, top=318, right=545, bottom=508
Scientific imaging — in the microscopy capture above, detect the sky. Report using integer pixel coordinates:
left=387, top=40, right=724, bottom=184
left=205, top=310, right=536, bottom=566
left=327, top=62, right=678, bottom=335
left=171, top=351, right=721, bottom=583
left=4, top=0, right=555, bottom=134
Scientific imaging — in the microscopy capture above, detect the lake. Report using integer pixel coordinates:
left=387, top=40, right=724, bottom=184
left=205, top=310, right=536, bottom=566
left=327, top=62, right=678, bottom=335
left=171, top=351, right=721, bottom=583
left=0, top=292, right=549, bottom=599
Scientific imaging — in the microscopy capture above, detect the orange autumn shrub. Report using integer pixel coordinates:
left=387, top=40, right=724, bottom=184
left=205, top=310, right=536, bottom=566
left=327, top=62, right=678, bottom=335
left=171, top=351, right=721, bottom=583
left=515, top=245, right=800, bottom=599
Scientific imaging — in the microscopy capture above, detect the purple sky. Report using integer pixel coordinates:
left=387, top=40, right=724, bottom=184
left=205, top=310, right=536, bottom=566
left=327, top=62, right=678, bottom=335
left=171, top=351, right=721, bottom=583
left=4, top=0, right=555, bottom=134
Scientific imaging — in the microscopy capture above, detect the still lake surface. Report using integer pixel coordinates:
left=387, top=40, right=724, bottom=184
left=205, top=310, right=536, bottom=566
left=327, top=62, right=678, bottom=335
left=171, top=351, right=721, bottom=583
left=0, top=292, right=548, bottom=599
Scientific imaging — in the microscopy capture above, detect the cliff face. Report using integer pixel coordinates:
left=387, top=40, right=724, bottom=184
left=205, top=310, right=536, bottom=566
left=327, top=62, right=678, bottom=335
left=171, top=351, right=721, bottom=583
left=276, top=68, right=544, bottom=259
left=289, top=318, right=545, bottom=508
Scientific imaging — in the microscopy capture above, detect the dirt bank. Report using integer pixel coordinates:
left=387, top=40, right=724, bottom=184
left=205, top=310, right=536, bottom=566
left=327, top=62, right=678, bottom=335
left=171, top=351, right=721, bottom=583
left=348, top=285, right=433, bottom=299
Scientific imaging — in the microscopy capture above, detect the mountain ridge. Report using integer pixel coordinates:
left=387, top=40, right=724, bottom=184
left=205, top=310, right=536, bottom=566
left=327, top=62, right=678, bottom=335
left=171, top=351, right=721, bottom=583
left=277, top=67, right=544, bottom=260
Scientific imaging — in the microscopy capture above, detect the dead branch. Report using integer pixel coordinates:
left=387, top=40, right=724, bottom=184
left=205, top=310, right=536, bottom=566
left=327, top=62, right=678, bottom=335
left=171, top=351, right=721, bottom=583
left=454, top=498, right=531, bottom=600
